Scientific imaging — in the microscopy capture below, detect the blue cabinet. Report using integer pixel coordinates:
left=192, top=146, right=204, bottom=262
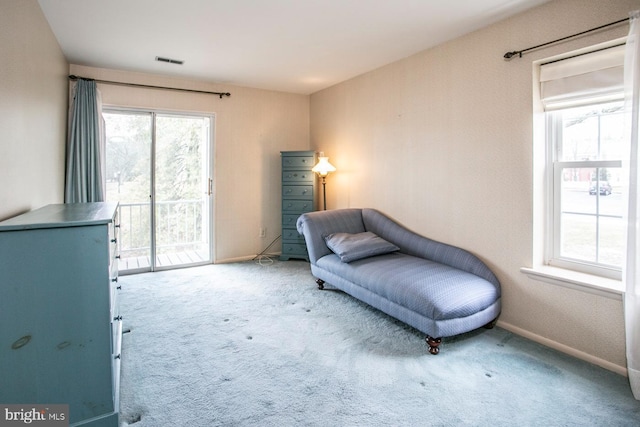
left=0, top=202, right=121, bottom=427
left=280, top=151, right=317, bottom=260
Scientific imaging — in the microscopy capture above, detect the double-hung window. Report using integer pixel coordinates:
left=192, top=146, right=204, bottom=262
left=541, top=44, right=626, bottom=279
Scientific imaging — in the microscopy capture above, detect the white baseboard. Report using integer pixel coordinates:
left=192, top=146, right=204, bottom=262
left=215, top=253, right=283, bottom=264
left=497, top=320, right=628, bottom=377
left=214, top=255, right=259, bottom=264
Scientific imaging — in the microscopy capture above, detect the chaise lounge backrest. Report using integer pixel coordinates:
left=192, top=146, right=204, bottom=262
left=360, top=209, right=500, bottom=288
left=297, top=208, right=500, bottom=289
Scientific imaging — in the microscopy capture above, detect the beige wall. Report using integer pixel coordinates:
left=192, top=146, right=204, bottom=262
left=310, top=0, right=640, bottom=372
left=0, top=0, right=68, bottom=220
left=69, top=65, right=310, bottom=262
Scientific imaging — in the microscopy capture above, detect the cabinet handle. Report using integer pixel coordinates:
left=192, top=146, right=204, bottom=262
left=116, top=255, right=121, bottom=259
left=114, top=354, right=121, bottom=360
left=115, top=224, right=121, bottom=228
left=112, top=277, right=118, bottom=283
left=111, top=238, right=117, bottom=244
left=113, top=315, right=123, bottom=321
left=117, top=285, right=122, bottom=290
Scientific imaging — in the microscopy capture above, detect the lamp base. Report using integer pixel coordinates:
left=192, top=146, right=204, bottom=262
left=321, top=177, right=327, bottom=210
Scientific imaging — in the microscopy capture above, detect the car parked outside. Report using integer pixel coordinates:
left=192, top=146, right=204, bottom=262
left=589, top=181, right=612, bottom=195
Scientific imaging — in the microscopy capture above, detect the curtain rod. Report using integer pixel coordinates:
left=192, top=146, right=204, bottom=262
left=503, top=17, right=629, bottom=60
left=68, top=75, right=231, bottom=99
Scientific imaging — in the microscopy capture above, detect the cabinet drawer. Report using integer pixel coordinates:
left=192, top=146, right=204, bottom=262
left=283, top=200, right=314, bottom=213
left=283, top=214, right=302, bottom=227
left=283, top=185, right=313, bottom=199
left=282, top=227, right=304, bottom=242
left=282, top=171, right=314, bottom=183
left=111, top=318, right=122, bottom=387
left=282, top=243, right=308, bottom=256
left=282, top=156, right=314, bottom=169
left=110, top=276, right=120, bottom=321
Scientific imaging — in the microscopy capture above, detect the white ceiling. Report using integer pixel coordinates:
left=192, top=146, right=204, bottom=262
left=38, top=0, right=550, bottom=95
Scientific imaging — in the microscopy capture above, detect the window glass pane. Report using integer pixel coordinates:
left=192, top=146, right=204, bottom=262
left=561, top=168, right=596, bottom=215
left=600, top=110, right=626, bottom=160
left=598, top=216, right=625, bottom=266
left=560, top=213, right=596, bottom=262
left=559, top=101, right=625, bottom=161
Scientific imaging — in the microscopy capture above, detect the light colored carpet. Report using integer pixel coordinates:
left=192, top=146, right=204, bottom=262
left=118, top=260, right=639, bottom=426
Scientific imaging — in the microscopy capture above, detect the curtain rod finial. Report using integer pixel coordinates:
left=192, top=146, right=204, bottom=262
left=503, top=51, right=519, bottom=60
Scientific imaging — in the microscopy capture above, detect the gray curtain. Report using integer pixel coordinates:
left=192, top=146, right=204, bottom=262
left=64, top=79, right=105, bottom=203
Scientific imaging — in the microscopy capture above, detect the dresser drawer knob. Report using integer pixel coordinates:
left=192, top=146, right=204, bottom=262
left=117, top=285, right=122, bottom=290
left=111, top=277, right=118, bottom=283
left=114, top=354, right=121, bottom=360
left=111, top=238, right=117, bottom=244
left=115, top=255, right=121, bottom=259
left=113, top=315, right=123, bottom=321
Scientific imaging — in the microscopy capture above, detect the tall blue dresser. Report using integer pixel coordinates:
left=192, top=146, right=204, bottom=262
left=280, top=151, right=317, bottom=260
left=0, top=202, right=121, bottom=427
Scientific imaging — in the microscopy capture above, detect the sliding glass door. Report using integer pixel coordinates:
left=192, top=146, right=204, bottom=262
left=104, top=109, right=214, bottom=273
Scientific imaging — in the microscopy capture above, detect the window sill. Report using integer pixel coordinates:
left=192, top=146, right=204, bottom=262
left=520, top=265, right=624, bottom=300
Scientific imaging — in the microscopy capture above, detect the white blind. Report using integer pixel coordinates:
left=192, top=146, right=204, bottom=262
left=540, top=44, right=625, bottom=110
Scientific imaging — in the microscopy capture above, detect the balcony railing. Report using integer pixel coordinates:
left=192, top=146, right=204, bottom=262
left=117, top=200, right=209, bottom=271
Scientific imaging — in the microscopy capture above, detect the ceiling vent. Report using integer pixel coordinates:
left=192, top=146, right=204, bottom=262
left=155, top=56, right=184, bottom=65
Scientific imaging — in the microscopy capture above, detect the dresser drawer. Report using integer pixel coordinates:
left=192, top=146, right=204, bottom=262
left=111, top=318, right=122, bottom=394
left=109, top=265, right=120, bottom=322
left=282, top=156, right=315, bottom=170
left=283, top=185, right=313, bottom=199
left=283, top=200, right=314, bottom=213
left=110, top=292, right=119, bottom=334
left=282, top=243, right=308, bottom=256
left=282, top=227, right=305, bottom=242
left=108, top=212, right=119, bottom=270
left=283, top=214, right=301, bottom=227
left=282, top=171, right=314, bottom=183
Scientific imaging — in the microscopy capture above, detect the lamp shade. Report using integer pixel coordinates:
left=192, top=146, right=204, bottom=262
left=311, top=152, right=336, bottom=177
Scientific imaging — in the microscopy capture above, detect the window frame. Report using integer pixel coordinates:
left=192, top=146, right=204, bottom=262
left=545, top=103, right=624, bottom=280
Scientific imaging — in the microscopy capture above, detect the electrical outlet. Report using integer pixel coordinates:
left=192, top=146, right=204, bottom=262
left=259, top=227, right=266, bottom=238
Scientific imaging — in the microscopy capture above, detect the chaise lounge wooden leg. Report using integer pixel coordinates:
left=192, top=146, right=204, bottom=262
left=316, top=279, right=325, bottom=290
left=483, top=317, right=498, bottom=329
left=426, top=336, right=442, bottom=355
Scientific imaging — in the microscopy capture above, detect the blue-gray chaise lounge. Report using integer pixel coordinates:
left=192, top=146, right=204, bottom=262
left=296, top=208, right=501, bottom=354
